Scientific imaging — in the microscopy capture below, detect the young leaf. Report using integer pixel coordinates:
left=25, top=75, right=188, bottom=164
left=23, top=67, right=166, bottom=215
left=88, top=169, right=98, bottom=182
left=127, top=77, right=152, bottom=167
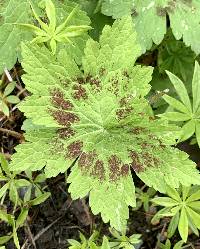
left=6, top=95, right=20, bottom=104
left=4, top=82, right=16, bottom=96
left=192, top=62, right=200, bottom=113
left=168, top=211, right=179, bottom=238
left=166, top=71, right=192, bottom=113
left=178, top=207, right=188, bottom=242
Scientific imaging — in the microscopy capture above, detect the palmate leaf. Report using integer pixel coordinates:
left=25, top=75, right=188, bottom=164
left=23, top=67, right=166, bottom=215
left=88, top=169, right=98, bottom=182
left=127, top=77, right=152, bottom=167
left=101, top=0, right=200, bottom=54
left=0, top=0, right=33, bottom=73
left=10, top=16, right=200, bottom=231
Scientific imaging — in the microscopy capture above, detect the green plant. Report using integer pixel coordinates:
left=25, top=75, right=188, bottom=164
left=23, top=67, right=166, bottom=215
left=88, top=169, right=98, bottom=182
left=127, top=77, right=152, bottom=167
left=100, top=0, right=200, bottom=54
left=0, top=81, right=20, bottom=116
left=9, top=16, right=200, bottom=231
left=68, top=229, right=141, bottom=249
left=68, top=231, right=100, bottom=249
left=135, top=187, right=156, bottom=212
left=159, top=61, right=200, bottom=147
left=159, top=239, right=184, bottom=249
left=18, top=0, right=91, bottom=54
left=0, top=0, right=90, bottom=73
left=109, top=228, right=141, bottom=249
left=151, top=185, right=200, bottom=242
left=0, top=154, right=31, bottom=209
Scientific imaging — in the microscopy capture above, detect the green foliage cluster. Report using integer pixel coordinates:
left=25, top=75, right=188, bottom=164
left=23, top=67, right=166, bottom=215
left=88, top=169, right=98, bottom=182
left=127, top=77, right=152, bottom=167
left=0, top=0, right=200, bottom=248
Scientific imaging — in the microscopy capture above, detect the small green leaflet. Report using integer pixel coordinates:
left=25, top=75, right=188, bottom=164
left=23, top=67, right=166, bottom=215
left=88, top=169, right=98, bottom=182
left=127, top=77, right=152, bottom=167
left=160, top=61, right=200, bottom=147
left=101, top=0, right=200, bottom=54
left=0, top=0, right=90, bottom=73
left=10, top=16, right=200, bottom=231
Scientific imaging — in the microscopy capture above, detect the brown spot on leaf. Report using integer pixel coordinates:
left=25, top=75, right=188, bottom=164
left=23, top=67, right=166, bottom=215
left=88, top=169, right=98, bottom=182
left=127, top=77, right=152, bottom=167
left=116, top=107, right=133, bottom=120
left=99, top=68, right=106, bottom=76
left=78, top=151, right=97, bottom=171
left=51, top=110, right=79, bottom=126
left=57, top=128, right=75, bottom=139
left=132, top=127, right=147, bottom=135
left=121, top=164, right=129, bottom=177
left=130, top=151, right=144, bottom=173
left=51, top=88, right=73, bottom=110
left=108, top=155, right=122, bottom=181
left=73, top=84, right=88, bottom=100
left=67, top=141, right=83, bottom=158
left=91, top=160, right=105, bottom=181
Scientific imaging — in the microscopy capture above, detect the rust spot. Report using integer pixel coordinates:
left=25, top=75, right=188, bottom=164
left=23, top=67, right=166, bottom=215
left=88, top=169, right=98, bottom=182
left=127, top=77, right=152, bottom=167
left=91, top=160, right=105, bottom=181
left=57, top=128, right=75, bottom=139
left=67, top=141, right=83, bottom=158
left=78, top=151, right=96, bottom=170
left=89, top=78, right=101, bottom=87
left=123, top=71, right=130, bottom=78
left=132, top=127, right=147, bottom=135
left=73, top=84, right=88, bottom=100
left=76, top=77, right=85, bottom=84
left=50, top=88, right=73, bottom=110
left=121, top=164, right=129, bottom=177
left=108, top=155, right=121, bottom=181
left=130, top=151, right=144, bottom=173
left=116, top=107, right=133, bottom=120
left=142, top=152, right=160, bottom=168
left=51, top=110, right=79, bottom=126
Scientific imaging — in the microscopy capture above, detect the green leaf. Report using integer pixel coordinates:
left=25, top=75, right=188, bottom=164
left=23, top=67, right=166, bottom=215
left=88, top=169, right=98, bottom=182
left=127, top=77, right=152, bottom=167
left=101, top=236, right=110, bottom=249
left=28, top=192, right=51, bottom=206
left=4, top=82, right=16, bottom=96
left=158, top=37, right=195, bottom=82
left=178, top=207, right=188, bottom=242
left=186, top=189, right=200, bottom=203
left=82, top=15, right=141, bottom=74
left=167, top=211, right=179, bottom=238
left=0, top=101, right=9, bottom=117
left=159, top=112, right=191, bottom=122
left=186, top=207, right=200, bottom=229
left=166, top=185, right=182, bottom=202
left=0, top=183, right=9, bottom=199
left=45, top=0, right=56, bottom=32
left=192, top=62, right=200, bottom=113
left=6, top=95, right=20, bottom=104
left=166, top=71, right=192, bottom=113
left=195, top=121, right=200, bottom=148
left=151, top=197, right=178, bottom=207
left=0, top=154, right=11, bottom=176
left=101, top=0, right=200, bottom=54
left=14, top=179, right=31, bottom=188
left=180, top=120, right=195, bottom=142
left=0, top=0, right=33, bottom=73
left=174, top=240, right=184, bottom=249
left=16, top=208, right=29, bottom=228
left=0, top=235, right=12, bottom=245
left=162, top=95, right=190, bottom=114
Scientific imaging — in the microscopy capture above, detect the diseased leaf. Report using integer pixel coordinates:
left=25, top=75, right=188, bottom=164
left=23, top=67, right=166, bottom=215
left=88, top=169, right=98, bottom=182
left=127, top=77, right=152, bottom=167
left=10, top=16, right=200, bottom=231
left=101, top=0, right=200, bottom=54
